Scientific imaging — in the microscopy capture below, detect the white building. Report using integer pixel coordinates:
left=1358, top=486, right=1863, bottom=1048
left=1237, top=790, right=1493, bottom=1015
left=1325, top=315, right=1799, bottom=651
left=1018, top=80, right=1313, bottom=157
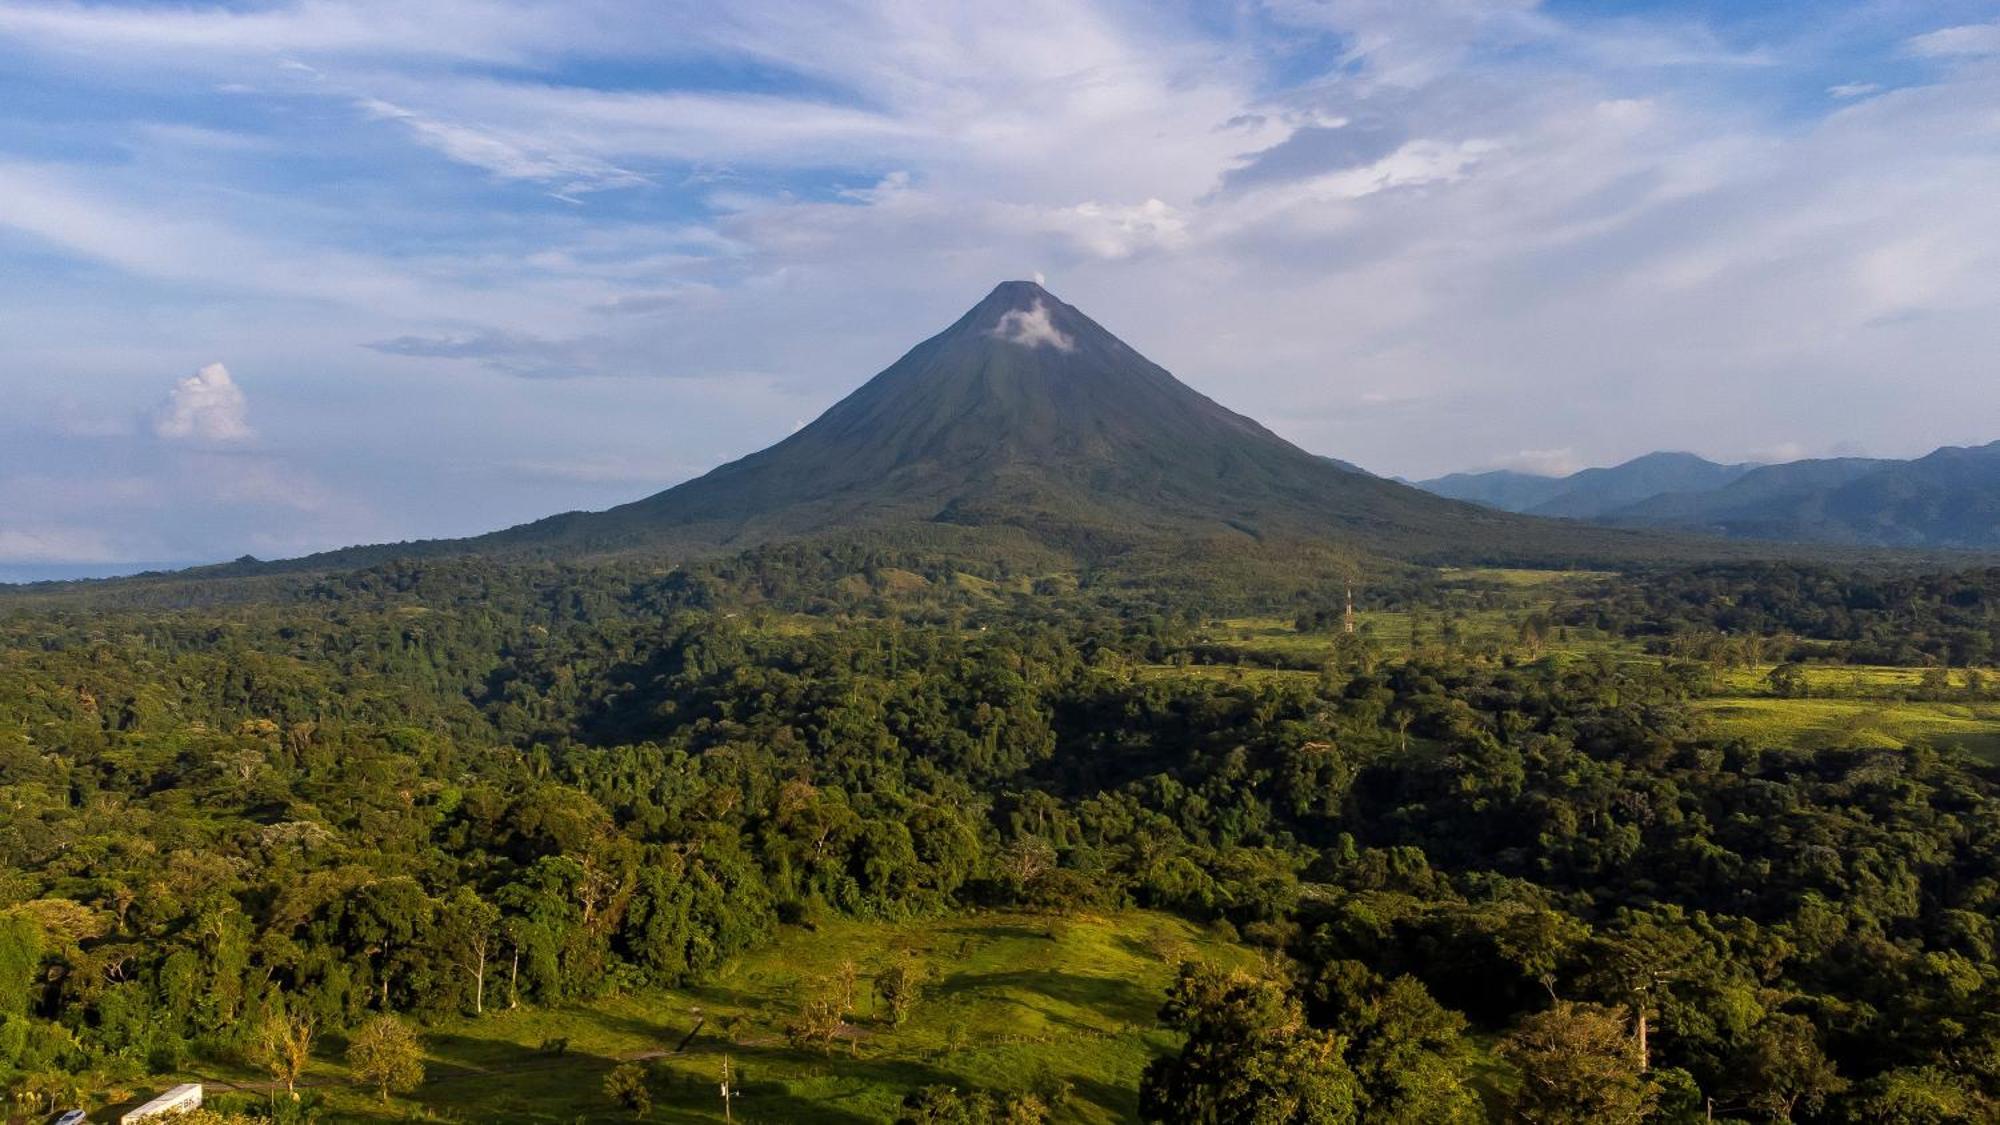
left=120, top=1083, right=202, bottom=1123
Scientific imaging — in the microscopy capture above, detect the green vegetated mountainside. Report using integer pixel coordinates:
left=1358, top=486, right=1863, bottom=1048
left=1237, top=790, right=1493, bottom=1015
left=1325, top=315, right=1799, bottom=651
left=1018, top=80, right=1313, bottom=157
left=3, top=555, right=2000, bottom=1123
left=1421, top=452, right=1762, bottom=519
left=4, top=284, right=2000, bottom=1123
left=1419, top=442, right=2000, bottom=549
left=239, top=281, right=1698, bottom=581
left=1617, top=441, right=2000, bottom=547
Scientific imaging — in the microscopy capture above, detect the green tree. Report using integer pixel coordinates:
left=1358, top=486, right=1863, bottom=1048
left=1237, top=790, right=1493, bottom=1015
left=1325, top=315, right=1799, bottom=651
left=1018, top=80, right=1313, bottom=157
left=436, top=886, right=500, bottom=1015
left=1140, top=963, right=1359, bottom=1124
left=604, top=1061, right=652, bottom=1117
left=785, top=983, right=845, bottom=1054
left=1766, top=663, right=1809, bottom=698
left=1499, top=1001, right=1655, bottom=1124
left=1311, top=961, right=1480, bottom=1123
left=253, top=1000, right=315, bottom=1096
left=347, top=1013, right=425, bottom=1102
left=0, top=912, right=39, bottom=1017
left=875, top=957, right=927, bottom=1027
left=1729, top=1012, right=1843, bottom=1122
left=899, top=1085, right=1050, bottom=1124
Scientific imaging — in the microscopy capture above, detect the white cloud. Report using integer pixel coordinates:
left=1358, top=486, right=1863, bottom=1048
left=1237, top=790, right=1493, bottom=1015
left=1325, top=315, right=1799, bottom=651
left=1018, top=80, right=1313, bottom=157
left=0, top=526, right=118, bottom=564
left=990, top=300, right=1074, bottom=351
left=1906, top=21, right=2000, bottom=59
left=1747, top=441, right=1807, bottom=463
left=357, top=98, right=650, bottom=200
left=0, top=0, right=1998, bottom=563
left=154, top=363, right=253, bottom=443
left=1042, top=199, right=1188, bottom=258
left=1493, top=448, right=1582, bottom=477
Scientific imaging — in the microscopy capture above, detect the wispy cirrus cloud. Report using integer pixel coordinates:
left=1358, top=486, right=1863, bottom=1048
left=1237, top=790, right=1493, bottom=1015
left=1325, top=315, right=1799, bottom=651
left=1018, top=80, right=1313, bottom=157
left=1906, top=19, right=2000, bottom=58
left=357, top=98, right=650, bottom=201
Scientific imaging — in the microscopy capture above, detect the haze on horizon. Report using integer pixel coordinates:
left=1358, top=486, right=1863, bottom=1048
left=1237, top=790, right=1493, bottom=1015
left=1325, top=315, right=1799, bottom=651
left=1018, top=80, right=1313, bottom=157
left=3, top=0, right=1999, bottom=581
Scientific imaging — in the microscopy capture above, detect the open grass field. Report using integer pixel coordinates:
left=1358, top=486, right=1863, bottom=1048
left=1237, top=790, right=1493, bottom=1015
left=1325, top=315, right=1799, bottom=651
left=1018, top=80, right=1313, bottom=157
left=1432, top=567, right=1619, bottom=588
left=1694, top=697, right=2000, bottom=762
left=1200, top=610, right=1631, bottom=665
left=183, top=910, right=1257, bottom=1124
left=1713, top=663, right=1997, bottom=697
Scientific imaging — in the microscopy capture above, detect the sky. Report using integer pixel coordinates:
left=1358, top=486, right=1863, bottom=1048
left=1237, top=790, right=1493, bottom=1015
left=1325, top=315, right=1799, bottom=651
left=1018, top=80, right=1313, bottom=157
left=3, top=0, right=1999, bottom=579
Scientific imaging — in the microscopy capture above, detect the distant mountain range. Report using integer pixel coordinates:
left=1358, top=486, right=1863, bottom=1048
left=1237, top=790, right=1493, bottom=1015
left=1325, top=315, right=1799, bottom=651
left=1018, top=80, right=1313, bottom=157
left=1416, top=443, right=2000, bottom=548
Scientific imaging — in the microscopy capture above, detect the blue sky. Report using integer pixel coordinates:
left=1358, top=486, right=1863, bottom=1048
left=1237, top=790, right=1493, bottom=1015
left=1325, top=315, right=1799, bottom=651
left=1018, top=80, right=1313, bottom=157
left=2, top=0, right=1999, bottom=578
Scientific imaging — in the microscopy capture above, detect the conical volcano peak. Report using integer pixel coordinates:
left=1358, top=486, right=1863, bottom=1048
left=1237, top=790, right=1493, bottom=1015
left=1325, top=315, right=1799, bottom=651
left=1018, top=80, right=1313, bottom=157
left=981, top=278, right=1054, bottom=307
left=988, top=296, right=1074, bottom=352
left=963, top=280, right=1069, bottom=348
left=274, top=272, right=1623, bottom=571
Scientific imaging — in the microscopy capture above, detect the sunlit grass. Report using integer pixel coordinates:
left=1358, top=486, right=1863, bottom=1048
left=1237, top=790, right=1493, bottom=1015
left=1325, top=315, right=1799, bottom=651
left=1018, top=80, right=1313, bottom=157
left=1694, top=697, right=2000, bottom=761
left=260, top=910, right=1254, bottom=1124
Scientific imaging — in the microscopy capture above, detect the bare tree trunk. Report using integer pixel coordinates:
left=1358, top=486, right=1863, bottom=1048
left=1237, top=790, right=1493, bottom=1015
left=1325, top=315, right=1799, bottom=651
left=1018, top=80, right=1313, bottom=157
left=509, top=945, right=521, bottom=1010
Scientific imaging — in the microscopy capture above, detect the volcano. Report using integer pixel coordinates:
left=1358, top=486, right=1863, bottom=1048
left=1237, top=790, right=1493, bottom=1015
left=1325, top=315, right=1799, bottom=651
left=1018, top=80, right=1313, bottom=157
left=290, top=280, right=1670, bottom=570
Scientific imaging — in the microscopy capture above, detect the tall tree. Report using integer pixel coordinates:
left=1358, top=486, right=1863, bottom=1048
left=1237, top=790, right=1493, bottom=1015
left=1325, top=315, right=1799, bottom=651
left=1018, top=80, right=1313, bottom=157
left=253, top=1000, right=315, bottom=1096
left=1140, top=963, right=1360, bottom=1124
left=1499, top=1001, right=1656, bottom=1125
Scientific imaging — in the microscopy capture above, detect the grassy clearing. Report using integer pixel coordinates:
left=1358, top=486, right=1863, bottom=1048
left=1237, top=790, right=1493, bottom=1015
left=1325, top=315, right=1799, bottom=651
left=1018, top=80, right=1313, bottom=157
left=1713, top=663, right=1997, bottom=697
left=1133, top=663, right=1317, bottom=688
left=1434, top=567, right=1618, bottom=588
left=232, top=910, right=1252, bottom=1124
left=1186, top=614, right=2000, bottom=763
left=1694, top=697, right=2000, bottom=761
left=1201, top=612, right=1631, bottom=665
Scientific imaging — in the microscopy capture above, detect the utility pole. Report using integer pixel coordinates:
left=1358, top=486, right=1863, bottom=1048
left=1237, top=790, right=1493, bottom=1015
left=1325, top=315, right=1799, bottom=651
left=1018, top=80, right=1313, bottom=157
left=1343, top=583, right=1356, bottom=635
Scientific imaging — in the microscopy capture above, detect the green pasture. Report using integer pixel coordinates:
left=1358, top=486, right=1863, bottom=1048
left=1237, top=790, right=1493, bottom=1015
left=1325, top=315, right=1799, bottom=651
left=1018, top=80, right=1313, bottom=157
left=1433, top=567, right=1618, bottom=589
left=1694, top=697, right=2000, bottom=762
left=1713, top=663, right=1996, bottom=697
left=198, top=910, right=1253, bottom=1124
left=1201, top=609, right=1632, bottom=664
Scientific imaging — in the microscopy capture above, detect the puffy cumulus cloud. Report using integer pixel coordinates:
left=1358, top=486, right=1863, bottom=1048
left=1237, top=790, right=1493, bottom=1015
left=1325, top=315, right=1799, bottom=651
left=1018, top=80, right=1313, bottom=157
left=990, top=300, right=1074, bottom=351
left=1044, top=199, right=1188, bottom=259
left=154, top=363, right=252, bottom=443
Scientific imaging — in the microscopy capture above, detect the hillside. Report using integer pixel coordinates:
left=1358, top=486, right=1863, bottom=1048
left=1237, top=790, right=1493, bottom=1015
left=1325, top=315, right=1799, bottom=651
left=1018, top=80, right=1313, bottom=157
left=1614, top=441, right=2000, bottom=546
left=1421, top=443, right=2000, bottom=548
left=1417, top=452, right=1760, bottom=518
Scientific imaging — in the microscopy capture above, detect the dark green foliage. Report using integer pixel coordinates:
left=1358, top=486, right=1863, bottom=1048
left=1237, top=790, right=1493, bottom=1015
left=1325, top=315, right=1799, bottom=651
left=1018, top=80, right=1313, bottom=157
left=1140, top=963, right=1360, bottom=1124
left=898, top=1083, right=1049, bottom=1123
left=2, top=549, right=1999, bottom=1120
left=1560, top=562, right=2000, bottom=668
left=1499, top=1001, right=1655, bottom=1123
left=602, top=1061, right=652, bottom=1117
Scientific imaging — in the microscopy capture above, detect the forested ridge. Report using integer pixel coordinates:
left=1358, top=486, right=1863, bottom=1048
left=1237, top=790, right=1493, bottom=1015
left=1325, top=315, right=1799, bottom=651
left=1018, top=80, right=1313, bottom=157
left=2, top=554, right=1999, bottom=1121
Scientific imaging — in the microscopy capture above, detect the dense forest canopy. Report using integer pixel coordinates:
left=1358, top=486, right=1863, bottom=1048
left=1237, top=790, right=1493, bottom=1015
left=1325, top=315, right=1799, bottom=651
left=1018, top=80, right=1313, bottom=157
left=1, top=551, right=1997, bottom=1121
